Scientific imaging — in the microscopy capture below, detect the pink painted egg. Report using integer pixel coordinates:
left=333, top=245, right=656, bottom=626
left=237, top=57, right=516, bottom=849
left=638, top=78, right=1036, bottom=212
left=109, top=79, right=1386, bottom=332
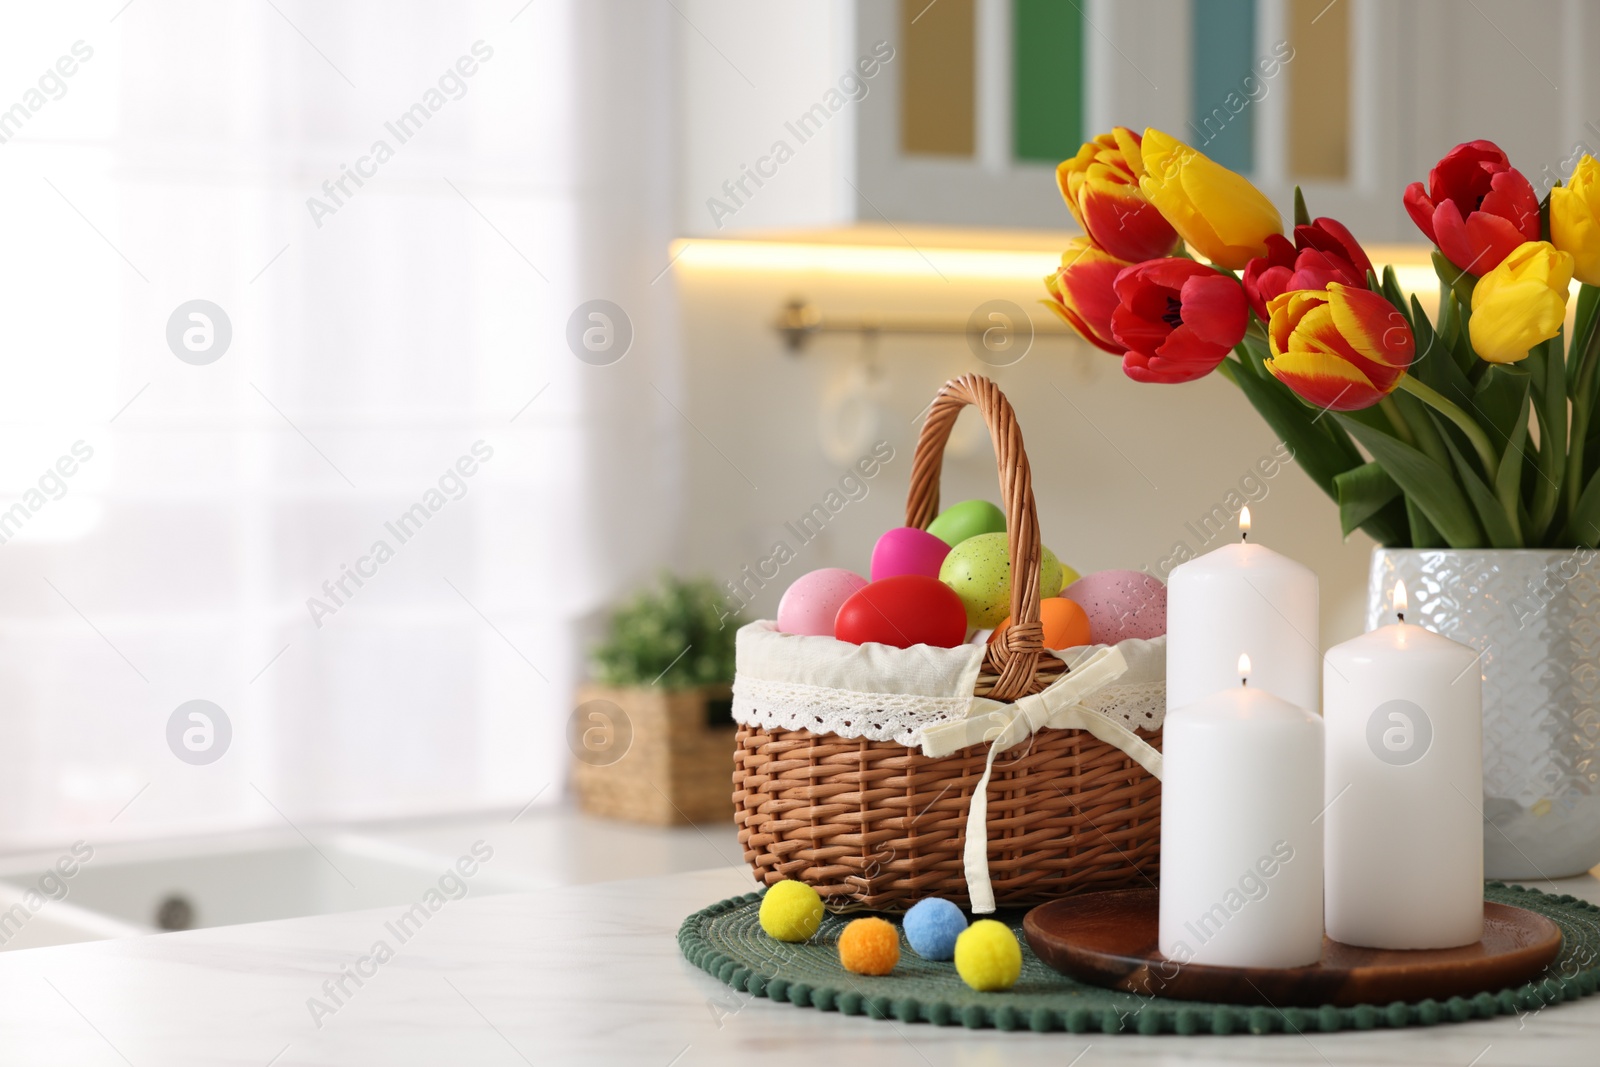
left=1061, top=569, right=1167, bottom=644
left=776, top=568, right=869, bottom=636
left=870, top=527, right=952, bottom=582
left=834, top=575, right=967, bottom=649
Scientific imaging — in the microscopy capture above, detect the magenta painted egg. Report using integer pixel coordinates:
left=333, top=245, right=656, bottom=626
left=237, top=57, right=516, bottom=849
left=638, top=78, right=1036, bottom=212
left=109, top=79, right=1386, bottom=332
left=834, top=575, right=967, bottom=649
left=1061, top=569, right=1167, bottom=644
left=776, top=568, right=869, bottom=636
left=870, top=527, right=952, bottom=582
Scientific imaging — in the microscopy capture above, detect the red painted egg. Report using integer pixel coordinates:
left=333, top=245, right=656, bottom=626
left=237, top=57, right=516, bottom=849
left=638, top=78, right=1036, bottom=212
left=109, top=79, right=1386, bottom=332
left=834, top=575, right=968, bottom=649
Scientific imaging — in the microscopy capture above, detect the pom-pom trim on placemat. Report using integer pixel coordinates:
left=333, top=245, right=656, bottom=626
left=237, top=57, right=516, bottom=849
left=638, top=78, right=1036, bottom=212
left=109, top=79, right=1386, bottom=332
left=678, top=884, right=1600, bottom=1034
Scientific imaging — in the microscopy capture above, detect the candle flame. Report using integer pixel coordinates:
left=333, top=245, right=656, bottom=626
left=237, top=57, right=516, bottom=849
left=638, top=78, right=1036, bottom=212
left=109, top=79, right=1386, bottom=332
left=1237, top=653, right=1251, bottom=680
left=1239, top=506, right=1252, bottom=540
left=1394, top=579, right=1408, bottom=617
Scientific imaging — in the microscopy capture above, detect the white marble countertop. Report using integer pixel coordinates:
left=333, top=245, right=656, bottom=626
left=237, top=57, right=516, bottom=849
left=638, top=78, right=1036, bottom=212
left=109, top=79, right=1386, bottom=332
left=0, top=865, right=1597, bottom=1066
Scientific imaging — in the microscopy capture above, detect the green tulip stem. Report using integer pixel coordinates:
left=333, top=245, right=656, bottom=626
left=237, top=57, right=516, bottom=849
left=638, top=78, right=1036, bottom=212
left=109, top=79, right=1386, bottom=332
left=1377, top=396, right=1416, bottom=447
left=1396, top=374, right=1500, bottom=482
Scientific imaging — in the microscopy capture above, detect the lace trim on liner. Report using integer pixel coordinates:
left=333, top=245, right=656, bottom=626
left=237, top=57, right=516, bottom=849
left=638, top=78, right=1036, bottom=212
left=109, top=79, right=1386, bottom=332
left=732, top=676, right=1165, bottom=749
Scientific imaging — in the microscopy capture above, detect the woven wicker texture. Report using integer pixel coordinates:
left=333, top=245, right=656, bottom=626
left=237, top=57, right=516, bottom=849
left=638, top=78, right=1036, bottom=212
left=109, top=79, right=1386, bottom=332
left=679, top=883, right=1600, bottom=1034
left=733, top=374, right=1162, bottom=910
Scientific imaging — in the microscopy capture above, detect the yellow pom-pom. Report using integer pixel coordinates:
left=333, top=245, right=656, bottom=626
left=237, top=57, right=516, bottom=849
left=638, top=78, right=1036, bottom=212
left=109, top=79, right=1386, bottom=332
left=759, top=880, right=823, bottom=942
left=838, top=917, right=900, bottom=975
left=954, top=919, right=1022, bottom=991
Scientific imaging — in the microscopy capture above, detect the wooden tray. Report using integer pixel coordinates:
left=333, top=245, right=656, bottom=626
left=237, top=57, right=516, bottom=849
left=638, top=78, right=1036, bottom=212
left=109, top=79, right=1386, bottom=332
left=1023, top=888, right=1563, bottom=1007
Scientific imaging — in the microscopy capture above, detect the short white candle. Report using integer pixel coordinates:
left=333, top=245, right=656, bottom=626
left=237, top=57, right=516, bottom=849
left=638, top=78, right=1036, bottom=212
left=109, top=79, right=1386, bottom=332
left=1166, top=508, right=1321, bottom=714
left=1159, top=654, right=1325, bottom=968
left=1323, top=580, right=1483, bottom=949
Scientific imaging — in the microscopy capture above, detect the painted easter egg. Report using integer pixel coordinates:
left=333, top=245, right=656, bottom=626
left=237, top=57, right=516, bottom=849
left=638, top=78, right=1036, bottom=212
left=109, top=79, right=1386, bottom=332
left=938, top=532, right=1065, bottom=629
left=833, top=575, right=967, bottom=649
left=870, top=527, right=952, bottom=582
left=776, top=568, right=868, bottom=636
left=988, top=597, right=1093, bottom=650
left=927, top=500, right=1006, bottom=548
left=1062, top=569, right=1168, bottom=644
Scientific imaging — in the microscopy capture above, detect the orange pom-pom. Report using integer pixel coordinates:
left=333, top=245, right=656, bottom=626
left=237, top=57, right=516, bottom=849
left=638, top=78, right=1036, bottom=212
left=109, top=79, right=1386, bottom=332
left=838, top=917, right=900, bottom=976
left=988, top=597, right=1093, bottom=650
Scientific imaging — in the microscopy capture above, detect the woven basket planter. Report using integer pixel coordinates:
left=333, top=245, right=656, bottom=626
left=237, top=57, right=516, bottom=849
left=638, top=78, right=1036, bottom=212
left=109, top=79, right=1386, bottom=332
left=732, top=374, right=1162, bottom=911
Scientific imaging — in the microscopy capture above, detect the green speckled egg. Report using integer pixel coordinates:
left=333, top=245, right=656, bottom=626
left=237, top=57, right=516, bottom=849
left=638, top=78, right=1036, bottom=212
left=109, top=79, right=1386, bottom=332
left=927, top=500, right=1006, bottom=548
left=938, top=533, right=1064, bottom=628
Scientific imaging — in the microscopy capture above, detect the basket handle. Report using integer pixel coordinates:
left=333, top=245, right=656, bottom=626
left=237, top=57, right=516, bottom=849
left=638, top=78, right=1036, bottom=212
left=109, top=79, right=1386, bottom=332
left=905, top=374, right=1048, bottom=701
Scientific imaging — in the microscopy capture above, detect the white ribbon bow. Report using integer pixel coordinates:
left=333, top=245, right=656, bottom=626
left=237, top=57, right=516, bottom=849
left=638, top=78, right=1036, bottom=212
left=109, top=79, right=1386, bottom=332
left=919, top=645, right=1164, bottom=913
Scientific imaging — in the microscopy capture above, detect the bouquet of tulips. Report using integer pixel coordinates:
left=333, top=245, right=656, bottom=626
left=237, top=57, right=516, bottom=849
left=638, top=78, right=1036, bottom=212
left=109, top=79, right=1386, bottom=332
left=1045, top=128, right=1600, bottom=550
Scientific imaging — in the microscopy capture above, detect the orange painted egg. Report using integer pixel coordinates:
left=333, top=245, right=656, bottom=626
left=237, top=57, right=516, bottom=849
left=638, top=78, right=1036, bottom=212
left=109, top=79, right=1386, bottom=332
left=987, top=597, right=1093, bottom=650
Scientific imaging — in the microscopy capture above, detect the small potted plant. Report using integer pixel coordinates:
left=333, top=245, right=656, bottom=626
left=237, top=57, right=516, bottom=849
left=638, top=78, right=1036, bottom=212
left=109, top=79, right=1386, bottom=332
left=571, top=575, right=743, bottom=825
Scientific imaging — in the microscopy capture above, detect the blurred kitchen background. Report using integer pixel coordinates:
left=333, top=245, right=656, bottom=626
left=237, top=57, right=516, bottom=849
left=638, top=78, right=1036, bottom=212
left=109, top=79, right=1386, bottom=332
left=0, top=0, right=1593, bottom=945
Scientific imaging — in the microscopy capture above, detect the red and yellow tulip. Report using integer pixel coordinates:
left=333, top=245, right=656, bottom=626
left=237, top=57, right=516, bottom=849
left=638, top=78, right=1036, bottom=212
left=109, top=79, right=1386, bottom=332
left=1133, top=128, right=1283, bottom=270
left=1057, top=128, right=1181, bottom=264
left=1469, top=241, right=1574, bottom=363
left=1551, top=154, right=1600, bottom=287
left=1042, top=238, right=1132, bottom=354
left=1265, top=284, right=1414, bottom=411
left=1109, top=257, right=1249, bottom=383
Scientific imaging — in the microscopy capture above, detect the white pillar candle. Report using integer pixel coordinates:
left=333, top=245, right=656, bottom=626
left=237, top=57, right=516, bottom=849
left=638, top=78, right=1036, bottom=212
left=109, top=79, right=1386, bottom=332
left=1167, top=508, right=1321, bottom=714
left=1323, top=580, right=1483, bottom=949
left=1159, top=655, right=1325, bottom=968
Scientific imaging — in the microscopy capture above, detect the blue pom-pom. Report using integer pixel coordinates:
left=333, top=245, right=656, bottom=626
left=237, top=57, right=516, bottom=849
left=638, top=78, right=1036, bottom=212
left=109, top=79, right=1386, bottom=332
left=904, top=897, right=967, bottom=961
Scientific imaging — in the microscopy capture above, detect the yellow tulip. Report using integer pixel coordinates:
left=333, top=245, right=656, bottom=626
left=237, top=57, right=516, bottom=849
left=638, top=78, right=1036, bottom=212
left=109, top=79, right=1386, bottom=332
left=1135, top=128, right=1283, bottom=270
left=1551, top=154, right=1600, bottom=286
left=1469, top=241, right=1574, bottom=363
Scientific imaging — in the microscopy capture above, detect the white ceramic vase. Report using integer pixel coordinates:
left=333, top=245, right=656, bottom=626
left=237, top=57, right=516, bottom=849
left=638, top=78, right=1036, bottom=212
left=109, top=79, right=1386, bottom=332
left=1368, top=548, right=1600, bottom=879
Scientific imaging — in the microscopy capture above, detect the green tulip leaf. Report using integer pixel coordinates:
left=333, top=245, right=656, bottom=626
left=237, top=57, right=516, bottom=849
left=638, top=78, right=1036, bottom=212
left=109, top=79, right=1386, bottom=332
left=1232, top=368, right=1364, bottom=499
left=1563, top=465, right=1600, bottom=546
left=1433, top=413, right=1521, bottom=547
left=1334, top=462, right=1402, bottom=539
left=1472, top=364, right=1532, bottom=457
left=1337, top=416, right=1484, bottom=548
left=1379, top=267, right=1413, bottom=329
left=1526, top=338, right=1567, bottom=541
left=1293, top=185, right=1310, bottom=228
left=1404, top=497, right=1442, bottom=547
left=1496, top=386, right=1532, bottom=525
left=1569, top=283, right=1600, bottom=390
left=1407, top=296, right=1473, bottom=409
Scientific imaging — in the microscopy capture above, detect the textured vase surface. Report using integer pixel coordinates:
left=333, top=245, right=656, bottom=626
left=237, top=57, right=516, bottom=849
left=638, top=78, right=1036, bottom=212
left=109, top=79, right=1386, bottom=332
left=1368, top=549, right=1600, bottom=878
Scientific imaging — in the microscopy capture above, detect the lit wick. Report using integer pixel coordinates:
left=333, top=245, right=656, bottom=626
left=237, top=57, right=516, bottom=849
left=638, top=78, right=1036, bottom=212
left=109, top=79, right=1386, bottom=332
left=1238, top=652, right=1251, bottom=688
left=1239, top=505, right=1251, bottom=543
left=1394, top=579, right=1408, bottom=624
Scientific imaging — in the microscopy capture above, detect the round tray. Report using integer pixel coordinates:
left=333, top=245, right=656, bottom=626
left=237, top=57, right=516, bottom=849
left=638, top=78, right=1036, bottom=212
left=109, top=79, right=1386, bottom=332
left=1024, top=888, right=1563, bottom=1007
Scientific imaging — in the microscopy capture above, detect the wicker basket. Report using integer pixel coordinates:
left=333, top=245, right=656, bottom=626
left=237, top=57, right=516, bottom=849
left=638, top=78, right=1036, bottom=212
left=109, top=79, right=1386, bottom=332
left=732, top=374, right=1162, bottom=911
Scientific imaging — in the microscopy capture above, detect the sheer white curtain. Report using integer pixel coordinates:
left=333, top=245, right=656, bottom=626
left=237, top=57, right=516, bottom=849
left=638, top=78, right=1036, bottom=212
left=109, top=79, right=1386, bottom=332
left=0, top=0, right=678, bottom=846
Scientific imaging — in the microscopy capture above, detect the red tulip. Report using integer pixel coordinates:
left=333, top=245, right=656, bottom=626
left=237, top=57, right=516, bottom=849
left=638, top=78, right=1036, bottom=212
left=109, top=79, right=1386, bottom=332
left=1110, top=258, right=1249, bottom=383
left=1404, top=140, right=1539, bottom=275
left=1242, top=217, right=1374, bottom=321
left=1043, top=238, right=1132, bottom=355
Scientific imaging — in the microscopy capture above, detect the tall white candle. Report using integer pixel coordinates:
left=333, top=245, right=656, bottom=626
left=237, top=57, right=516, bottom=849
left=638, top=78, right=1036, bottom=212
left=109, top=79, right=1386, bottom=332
left=1323, top=580, right=1483, bottom=949
left=1159, top=655, right=1325, bottom=968
left=1166, top=508, right=1321, bottom=714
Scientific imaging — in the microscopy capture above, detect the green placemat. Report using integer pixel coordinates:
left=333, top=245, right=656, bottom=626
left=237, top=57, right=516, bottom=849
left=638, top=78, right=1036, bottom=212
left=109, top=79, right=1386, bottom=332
left=678, top=883, right=1600, bottom=1034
